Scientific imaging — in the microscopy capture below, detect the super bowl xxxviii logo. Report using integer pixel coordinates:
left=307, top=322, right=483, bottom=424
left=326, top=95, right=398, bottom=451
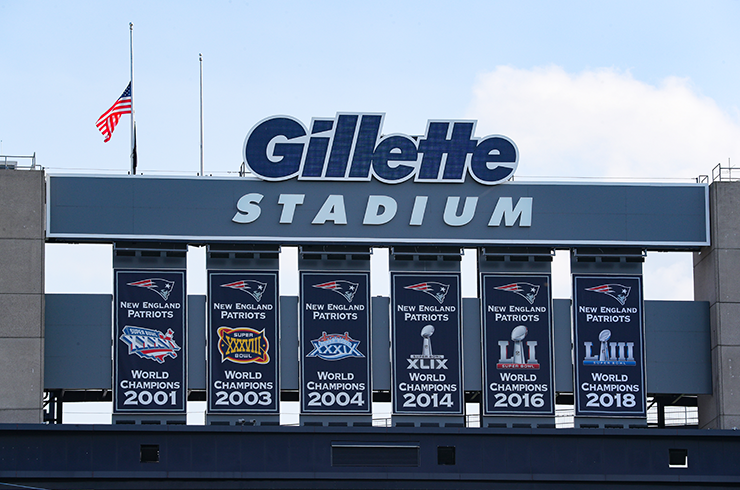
left=218, top=327, right=269, bottom=364
left=120, top=326, right=180, bottom=363
left=307, top=332, right=364, bottom=361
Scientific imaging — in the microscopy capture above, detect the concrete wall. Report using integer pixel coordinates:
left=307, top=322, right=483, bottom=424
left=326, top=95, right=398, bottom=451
left=695, top=181, right=740, bottom=429
left=0, top=169, right=45, bottom=423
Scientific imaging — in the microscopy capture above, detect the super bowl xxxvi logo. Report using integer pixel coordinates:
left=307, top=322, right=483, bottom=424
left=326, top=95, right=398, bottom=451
left=583, top=329, right=636, bottom=366
left=307, top=332, right=364, bottom=361
left=120, top=326, right=180, bottom=363
left=128, top=278, right=175, bottom=300
left=218, top=327, right=269, bottom=364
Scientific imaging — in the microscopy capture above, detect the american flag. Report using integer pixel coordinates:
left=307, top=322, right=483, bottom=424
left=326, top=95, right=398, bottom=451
left=96, top=83, right=132, bottom=142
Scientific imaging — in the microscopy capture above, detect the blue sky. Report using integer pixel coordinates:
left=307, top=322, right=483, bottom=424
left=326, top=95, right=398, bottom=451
left=2, top=1, right=739, bottom=177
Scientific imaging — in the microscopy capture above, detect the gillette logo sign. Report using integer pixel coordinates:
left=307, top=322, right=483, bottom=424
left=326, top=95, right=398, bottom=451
left=243, top=113, right=518, bottom=185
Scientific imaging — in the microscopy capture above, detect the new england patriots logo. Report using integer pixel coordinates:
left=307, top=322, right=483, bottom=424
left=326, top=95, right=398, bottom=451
left=313, top=280, right=359, bottom=302
left=495, top=282, right=540, bottom=305
left=127, top=278, right=175, bottom=300
left=586, top=284, right=631, bottom=305
left=221, top=280, right=267, bottom=302
left=405, top=282, right=450, bottom=304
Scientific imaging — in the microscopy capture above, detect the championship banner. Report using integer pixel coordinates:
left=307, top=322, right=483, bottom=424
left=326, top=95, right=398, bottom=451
left=391, top=272, right=463, bottom=415
left=481, top=274, right=554, bottom=416
left=208, top=271, right=279, bottom=413
left=300, top=272, right=371, bottom=414
left=114, top=270, right=186, bottom=413
left=573, top=275, right=646, bottom=417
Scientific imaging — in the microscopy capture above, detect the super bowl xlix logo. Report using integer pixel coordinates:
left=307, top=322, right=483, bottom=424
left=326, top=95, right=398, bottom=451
left=307, top=332, right=364, bottom=361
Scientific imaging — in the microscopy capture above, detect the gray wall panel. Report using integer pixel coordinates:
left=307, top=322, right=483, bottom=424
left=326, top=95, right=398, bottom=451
left=554, top=299, right=574, bottom=393
left=463, top=297, right=481, bottom=391
left=371, top=296, right=390, bottom=391
left=44, top=294, right=112, bottom=390
left=187, top=295, right=206, bottom=391
left=645, top=300, right=711, bottom=394
left=280, top=296, right=299, bottom=390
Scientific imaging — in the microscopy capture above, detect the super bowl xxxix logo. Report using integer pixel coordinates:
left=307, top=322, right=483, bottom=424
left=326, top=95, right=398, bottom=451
left=307, top=332, right=364, bottom=361
left=218, top=327, right=269, bottom=364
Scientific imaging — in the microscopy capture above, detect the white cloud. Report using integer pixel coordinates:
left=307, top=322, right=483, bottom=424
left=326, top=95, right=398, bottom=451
left=467, top=66, right=740, bottom=180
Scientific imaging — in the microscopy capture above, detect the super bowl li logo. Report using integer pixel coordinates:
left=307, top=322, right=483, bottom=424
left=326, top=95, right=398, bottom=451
left=583, top=284, right=636, bottom=366
left=120, top=278, right=181, bottom=363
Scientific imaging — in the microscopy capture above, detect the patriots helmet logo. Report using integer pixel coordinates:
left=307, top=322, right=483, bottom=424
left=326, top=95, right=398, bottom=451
left=494, top=282, right=540, bottom=305
left=405, top=282, right=450, bottom=304
left=313, top=280, right=359, bottom=302
left=221, top=280, right=267, bottom=302
left=586, top=284, right=632, bottom=305
left=127, top=278, right=175, bottom=300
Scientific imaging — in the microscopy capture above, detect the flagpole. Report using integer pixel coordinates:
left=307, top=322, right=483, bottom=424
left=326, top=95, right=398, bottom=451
left=199, top=53, right=204, bottom=176
left=130, top=22, right=135, bottom=175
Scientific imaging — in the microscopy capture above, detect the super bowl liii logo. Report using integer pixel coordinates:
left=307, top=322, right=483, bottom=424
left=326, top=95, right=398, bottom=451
left=497, top=325, right=539, bottom=369
left=583, top=329, right=636, bottom=366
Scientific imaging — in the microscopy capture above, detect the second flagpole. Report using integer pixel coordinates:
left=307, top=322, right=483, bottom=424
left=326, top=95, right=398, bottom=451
left=130, top=22, right=135, bottom=175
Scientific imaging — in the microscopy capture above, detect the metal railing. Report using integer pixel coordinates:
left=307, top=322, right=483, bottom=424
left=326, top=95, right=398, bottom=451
left=712, top=162, right=739, bottom=182
left=0, top=153, right=40, bottom=170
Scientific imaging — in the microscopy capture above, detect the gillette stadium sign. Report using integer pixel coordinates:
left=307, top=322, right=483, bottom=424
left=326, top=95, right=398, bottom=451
left=46, top=113, right=710, bottom=248
left=242, top=114, right=518, bottom=185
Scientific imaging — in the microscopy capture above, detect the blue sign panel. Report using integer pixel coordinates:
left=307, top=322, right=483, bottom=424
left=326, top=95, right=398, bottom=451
left=481, top=274, right=554, bottom=416
left=573, top=275, right=646, bottom=417
left=207, top=271, right=279, bottom=413
left=300, top=272, right=371, bottom=414
left=47, top=176, right=709, bottom=249
left=391, top=272, right=463, bottom=415
left=114, top=270, right=186, bottom=413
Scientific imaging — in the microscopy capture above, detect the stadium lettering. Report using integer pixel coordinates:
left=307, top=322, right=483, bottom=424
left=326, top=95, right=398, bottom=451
left=243, top=114, right=518, bottom=185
